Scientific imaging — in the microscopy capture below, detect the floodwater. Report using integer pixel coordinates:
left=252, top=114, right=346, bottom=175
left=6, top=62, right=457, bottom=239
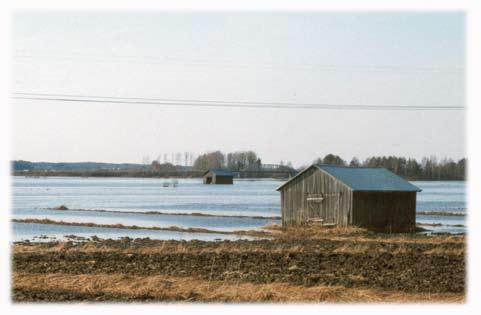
left=12, top=177, right=466, bottom=241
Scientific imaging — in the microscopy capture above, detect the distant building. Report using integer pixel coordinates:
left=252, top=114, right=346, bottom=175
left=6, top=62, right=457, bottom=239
left=203, top=169, right=234, bottom=184
left=276, top=164, right=421, bottom=232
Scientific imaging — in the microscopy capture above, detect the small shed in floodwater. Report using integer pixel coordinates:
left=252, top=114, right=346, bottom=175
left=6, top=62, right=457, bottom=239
left=276, top=164, right=421, bottom=232
left=203, top=169, right=234, bottom=184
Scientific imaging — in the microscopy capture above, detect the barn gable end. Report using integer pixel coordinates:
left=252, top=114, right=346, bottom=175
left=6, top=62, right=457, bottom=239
left=278, top=165, right=353, bottom=226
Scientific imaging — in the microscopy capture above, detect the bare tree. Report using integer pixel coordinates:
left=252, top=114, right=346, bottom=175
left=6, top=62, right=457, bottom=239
left=349, top=157, right=360, bottom=167
left=193, top=151, right=225, bottom=170
left=175, top=152, right=182, bottom=166
left=141, top=156, right=151, bottom=165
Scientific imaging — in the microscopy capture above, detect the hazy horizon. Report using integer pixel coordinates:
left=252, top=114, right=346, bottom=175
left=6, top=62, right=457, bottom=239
left=13, top=12, right=465, bottom=167
left=12, top=152, right=467, bottom=167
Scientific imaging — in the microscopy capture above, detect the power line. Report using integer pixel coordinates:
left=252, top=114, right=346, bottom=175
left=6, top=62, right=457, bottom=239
left=11, top=92, right=465, bottom=111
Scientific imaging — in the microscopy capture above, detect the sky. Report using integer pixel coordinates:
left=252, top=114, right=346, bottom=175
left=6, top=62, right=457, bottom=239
left=12, top=12, right=465, bottom=167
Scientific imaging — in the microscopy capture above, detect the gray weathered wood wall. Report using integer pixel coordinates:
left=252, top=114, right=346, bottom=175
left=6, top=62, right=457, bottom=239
left=280, top=166, right=353, bottom=225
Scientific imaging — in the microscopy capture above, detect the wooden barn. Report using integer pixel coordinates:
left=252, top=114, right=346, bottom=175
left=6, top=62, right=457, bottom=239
left=276, top=164, right=421, bottom=232
left=203, top=169, right=234, bottom=184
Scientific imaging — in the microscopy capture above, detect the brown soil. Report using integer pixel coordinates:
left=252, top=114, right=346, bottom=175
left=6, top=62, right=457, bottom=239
left=12, top=226, right=465, bottom=303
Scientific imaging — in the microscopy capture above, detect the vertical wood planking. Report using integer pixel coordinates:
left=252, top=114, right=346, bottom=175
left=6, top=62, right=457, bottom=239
left=280, top=167, right=352, bottom=226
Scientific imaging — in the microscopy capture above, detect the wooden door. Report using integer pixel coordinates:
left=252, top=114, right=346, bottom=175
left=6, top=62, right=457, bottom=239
left=320, top=193, right=340, bottom=224
left=306, top=193, right=324, bottom=223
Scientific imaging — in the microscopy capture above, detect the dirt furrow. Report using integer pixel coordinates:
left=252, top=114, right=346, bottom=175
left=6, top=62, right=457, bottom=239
left=13, top=250, right=464, bottom=293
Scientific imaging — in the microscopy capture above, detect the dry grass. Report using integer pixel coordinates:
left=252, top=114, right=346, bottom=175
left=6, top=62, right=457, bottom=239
left=265, top=223, right=367, bottom=236
left=424, top=247, right=465, bottom=256
left=13, top=241, right=463, bottom=256
left=12, top=222, right=464, bottom=257
left=12, top=272, right=464, bottom=303
left=264, top=224, right=465, bottom=245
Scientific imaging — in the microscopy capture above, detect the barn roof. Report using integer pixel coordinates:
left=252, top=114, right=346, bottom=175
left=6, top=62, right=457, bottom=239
left=203, top=169, right=233, bottom=176
left=276, top=164, right=421, bottom=192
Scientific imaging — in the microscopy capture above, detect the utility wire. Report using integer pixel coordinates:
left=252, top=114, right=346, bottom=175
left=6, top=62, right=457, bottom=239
left=12, top=93, right=465, bottom=111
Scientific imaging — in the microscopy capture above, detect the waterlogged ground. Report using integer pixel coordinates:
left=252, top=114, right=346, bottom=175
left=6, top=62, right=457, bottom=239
left=12, top=222, right=258, bottom=242
left=12, top=177, right=466, bottom=241
left=12, top=228, right=465, bottom=302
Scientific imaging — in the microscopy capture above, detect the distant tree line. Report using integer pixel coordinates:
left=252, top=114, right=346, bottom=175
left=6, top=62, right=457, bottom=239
left=313, top=154, right=466, bottom=180
left=150, top=161, right=178, bottom=172
left=192, top=150, right=263, bottom=171
left=13, top=152, right=467, bottom=181
left=12, top=160, right=145, bottom=171
left=145, top=151, right=196, bottom=167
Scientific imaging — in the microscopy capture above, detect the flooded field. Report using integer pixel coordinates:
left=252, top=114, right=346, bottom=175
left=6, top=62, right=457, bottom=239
left=12, top=228, right=465, bottom=302
left=11, top=177, right=466, bottom=241
left=12, top=222, right=256, bottom=242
